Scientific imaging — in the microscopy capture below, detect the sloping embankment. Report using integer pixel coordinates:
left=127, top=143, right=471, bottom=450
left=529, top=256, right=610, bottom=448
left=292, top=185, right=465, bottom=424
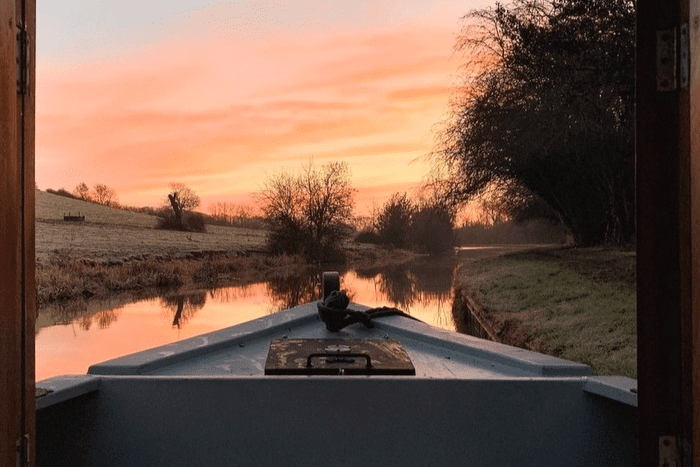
left=450, top=246, right=637, bottom=378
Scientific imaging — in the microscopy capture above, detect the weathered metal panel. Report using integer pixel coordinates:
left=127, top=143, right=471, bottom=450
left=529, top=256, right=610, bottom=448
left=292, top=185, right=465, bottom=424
left=36, top=376, right=636, bottom=467
left=264, top=338, right=415, bottom=375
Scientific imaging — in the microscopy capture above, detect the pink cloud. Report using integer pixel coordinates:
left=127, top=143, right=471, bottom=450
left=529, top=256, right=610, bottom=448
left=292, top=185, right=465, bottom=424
left=36, top=16, right=462, bottom=214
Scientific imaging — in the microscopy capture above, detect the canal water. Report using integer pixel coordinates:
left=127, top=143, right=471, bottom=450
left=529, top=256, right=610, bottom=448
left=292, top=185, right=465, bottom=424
left=35, top=245, right=539, bottom=381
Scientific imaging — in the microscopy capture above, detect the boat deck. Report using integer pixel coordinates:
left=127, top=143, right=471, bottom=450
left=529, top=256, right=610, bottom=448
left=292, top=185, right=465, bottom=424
left=79, top=302, right=635, bottom=402
left=36, top=302, right=639, bottom=467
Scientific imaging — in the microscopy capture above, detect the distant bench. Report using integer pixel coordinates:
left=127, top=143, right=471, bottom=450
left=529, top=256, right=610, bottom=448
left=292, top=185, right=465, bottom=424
left=63, top=212, right=85, bottom=222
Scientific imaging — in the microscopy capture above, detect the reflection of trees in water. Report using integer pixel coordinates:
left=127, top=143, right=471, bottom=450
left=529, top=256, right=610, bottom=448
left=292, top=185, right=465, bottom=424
left=410, top=259, right=456, bottom=306
left=71, top=309, right=119, bottom=331
left=85, top=310, right=119, bottom=330
left=37, top=256, right=462, bottom=336
left=377, top=265, right=418, bottom=310
left=37, top=298, right=123, bottom=333
left=266, top=273, right=322, bottom=311
left=77, top=314, right=93, bottom=331
left=428, top=298, right=454, bottom=329
left=208, top=284, right=259, bottom=303
left=353, top=256, right=457, bottom=312
left=160, top=291, right=207, bottom=329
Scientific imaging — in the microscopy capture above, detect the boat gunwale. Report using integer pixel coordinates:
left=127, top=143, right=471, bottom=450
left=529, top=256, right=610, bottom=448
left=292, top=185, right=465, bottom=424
left=86, top=302, right=593, bottom=378
left=35, top=302, right=637, bottom=409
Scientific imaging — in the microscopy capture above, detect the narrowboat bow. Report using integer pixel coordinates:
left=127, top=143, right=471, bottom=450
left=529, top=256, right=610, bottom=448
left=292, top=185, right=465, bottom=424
left=35, top=273, right=638, bottom=466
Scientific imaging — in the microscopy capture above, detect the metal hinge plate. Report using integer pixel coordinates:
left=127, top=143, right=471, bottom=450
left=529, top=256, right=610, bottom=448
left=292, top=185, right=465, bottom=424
left=15, top=433, right=29, bottom=467
left=659, top=435, right=678, bottom=467
left=16, top=26, right=29, bottom=95
left=657, top=28, right=677, bottom=91
left=656, top=25, right=690, bottom=92
left=680, top=23, right=689, bottom=89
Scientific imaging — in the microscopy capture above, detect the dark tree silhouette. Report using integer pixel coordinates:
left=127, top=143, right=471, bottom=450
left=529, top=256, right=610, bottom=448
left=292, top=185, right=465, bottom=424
left=432, top=0, right=635, bottom=245
left=375, top=193, right=415, bottom=249
left=260, top=162, right=355, bottom=261
left=161, top=183, right=203, bottom=231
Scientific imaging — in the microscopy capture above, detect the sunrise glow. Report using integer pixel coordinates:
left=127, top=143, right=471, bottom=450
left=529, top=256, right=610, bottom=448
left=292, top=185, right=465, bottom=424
left=36, top=1, right=493, bottom=215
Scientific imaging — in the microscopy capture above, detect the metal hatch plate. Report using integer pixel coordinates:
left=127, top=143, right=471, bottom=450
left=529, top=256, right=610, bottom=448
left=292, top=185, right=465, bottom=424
left=264, top=338, right=415, bottom=376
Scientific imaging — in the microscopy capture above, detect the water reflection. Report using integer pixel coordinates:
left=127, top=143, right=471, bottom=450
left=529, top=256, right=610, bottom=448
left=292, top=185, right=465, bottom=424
left=36, top=257, right=462, bottom=336
left=36, top=292, right=143, bottom=335
left=374, top=266, right=418, bottom=309
left=83, top=310, right=119, bottom=331
left=160, top=291, right=207, bottom=328
left=351, top=255, right=456, bottom=312
left=265, top=273, right=322, bottom=311
left=208, top=284, right=260, bottom=303
left=36, top=254, right=476, bottom=381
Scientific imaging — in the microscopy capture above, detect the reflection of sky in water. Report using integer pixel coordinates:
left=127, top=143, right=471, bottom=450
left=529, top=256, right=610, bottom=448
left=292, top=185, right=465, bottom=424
left=36, top=266, right=456, bottom=382
left=342, top=271, right=455, bottom=330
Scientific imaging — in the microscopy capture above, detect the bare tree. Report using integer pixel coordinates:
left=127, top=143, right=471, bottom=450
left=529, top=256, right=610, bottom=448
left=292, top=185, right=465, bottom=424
left=209, top=201, right=252, bottom=226
left=209, top=202, right=225, bottom=223
left=93, top=184, right=117, bottom=206
left=234, top=205, right=253, bottom=227
left=259, top=162, right=355, bottom=260
left=166, top=183, right=201, bottom=229
left=300, top=162, right=355, bottom=247
left=74, top=182, right=91, bottom=201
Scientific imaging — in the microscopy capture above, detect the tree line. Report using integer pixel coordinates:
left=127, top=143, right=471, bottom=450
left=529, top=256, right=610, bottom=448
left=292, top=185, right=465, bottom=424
left=73, top=182, right=118, bottom=207
left=208, top=202, right=258, bottom=229
left=258, top=162, right=459, bottom=261
left=45, top=183, right=119, bottom=207
left=262, top=0, right=638, bottom=255
left=49, top=0, right=634, bottom=254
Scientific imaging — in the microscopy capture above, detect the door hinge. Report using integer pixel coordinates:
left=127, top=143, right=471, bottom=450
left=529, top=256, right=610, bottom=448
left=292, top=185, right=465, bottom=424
left=659, top=435, right=678, bottom=467
left=679, top=23, right=689, bottom=89
left=656, top=25, right=690, bottom=92
left=15, top=433, right=29, bottom=467
left=657, top=28, right=677, bottom=91
left=16, top=26, right=30, bottom=96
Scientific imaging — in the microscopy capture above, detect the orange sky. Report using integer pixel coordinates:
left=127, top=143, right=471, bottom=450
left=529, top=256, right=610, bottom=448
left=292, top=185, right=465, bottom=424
left=36, top=1, right=493, bottom=216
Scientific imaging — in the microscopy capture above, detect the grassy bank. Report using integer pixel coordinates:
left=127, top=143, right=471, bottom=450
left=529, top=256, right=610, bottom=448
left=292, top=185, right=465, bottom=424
left=36, top=251, right=298, bottom=306
left=453, top=246, right=636, bottom=378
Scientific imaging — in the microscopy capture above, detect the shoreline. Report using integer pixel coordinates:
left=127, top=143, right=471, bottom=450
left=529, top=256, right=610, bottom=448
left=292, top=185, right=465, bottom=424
left=36, top=244, right=421, bottom=309
left=451, top=245, right=637, bottom=378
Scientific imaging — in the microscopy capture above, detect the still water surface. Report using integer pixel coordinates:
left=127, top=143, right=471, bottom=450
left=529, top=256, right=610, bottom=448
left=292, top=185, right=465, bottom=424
left=36, top=246, right=538, bottom=381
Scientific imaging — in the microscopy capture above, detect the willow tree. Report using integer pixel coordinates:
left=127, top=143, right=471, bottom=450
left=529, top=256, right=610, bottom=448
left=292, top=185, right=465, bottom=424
left=433, top=0, right=636, bottom=245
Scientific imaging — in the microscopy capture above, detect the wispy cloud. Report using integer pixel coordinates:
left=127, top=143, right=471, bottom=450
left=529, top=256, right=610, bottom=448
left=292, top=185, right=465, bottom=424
left=36, top=1, right=475, bottom=214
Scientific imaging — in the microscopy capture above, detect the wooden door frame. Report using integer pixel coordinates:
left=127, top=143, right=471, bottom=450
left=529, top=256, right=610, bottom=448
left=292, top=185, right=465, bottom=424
left=636, top=0, right=699, bottom=465
left=0, top=0, right=35, bottom=466
left=0, top=0, right=699, bottom=466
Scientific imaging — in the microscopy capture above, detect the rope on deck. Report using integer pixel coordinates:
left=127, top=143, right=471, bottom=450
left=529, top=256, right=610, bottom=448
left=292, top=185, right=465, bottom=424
left=317, top=290, right=422, bottom=332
